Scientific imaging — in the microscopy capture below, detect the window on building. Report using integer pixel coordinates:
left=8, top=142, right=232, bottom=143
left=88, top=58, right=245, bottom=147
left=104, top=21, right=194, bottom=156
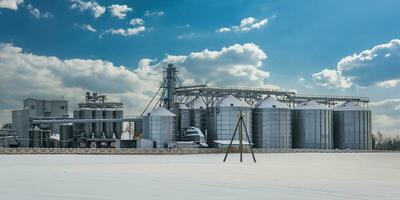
left=60, top=106, right=65, bottom=110
left=31, top=105, right=35, bottom=110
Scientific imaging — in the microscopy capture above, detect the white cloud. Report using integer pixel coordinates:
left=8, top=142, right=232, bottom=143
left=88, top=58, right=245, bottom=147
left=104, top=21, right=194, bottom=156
left=108, top=4, right=132, bottom=19
left=81, top=24, right=96, bottom=32
left=70, top=0, right=105, bottom=18
left=106, top=26, right=146, bottom=37
left=0, top=43, right=274, bottom=125
left=376, top=79, right=400, bottom=88
left=159, top=43, right=272, bottom=88
left=217, top=27, right=231, bottom=33
left=0, top=43, right=161, bottom=126
left=0, top=0, right=23, bottom=10
left=144, top=10, right=164, bottom=17
left=129, top=18, right=144, bottom=26
left=27, top=4, right=52, bottom=19
left=312, top=69, right=352, bottom=89
left=312, top=39, right=400, bottom=88
left=176, top=33, right=196, bottom=40
left=217, top=17, right=269, bottom=32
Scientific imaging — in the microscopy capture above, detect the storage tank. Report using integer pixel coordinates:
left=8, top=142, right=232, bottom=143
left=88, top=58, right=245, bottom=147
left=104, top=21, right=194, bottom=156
left=171, top=104, right=191, bottom=141
left=60, top=124, right=73, bottom=148
left=187, top=97, right=207, bottom=134
left=94, top=109, right=103, bottom=138
left=334, top=102, right=372, bottom=150
left=81, top=109, right=92, bottom=138
left=253, top=96, right=292, bottom=148
left=133, top=118, right=143, bottom=135
left=104, top=110, right=113, bottom=139
left=143, top=107, right=176, bottom=148
left=114, top=109, right=123, bottom=139
left=207, top=95, right=252, bottom=147
left=294, top=101, right=333, bottom=149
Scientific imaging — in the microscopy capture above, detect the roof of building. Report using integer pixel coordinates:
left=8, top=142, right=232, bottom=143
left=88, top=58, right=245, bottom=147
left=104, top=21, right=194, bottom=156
left=215, top=95, right=251, bottom=108
left=335, top=101, right=367, bottom=111
left=186, top=97, right=207, bottom=109
left=148, top=107, right=176, bottom=116
left=256, top=96, right=290, bottom=109
left=295, top=100, right=331, bottom=110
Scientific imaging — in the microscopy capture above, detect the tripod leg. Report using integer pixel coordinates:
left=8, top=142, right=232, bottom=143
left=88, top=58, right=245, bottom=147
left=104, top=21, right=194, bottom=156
left=223, top=117, right=240, bottom=162
left=242, top=117, right=256, bottom=163
left=239, top=116, right=243, bottom=162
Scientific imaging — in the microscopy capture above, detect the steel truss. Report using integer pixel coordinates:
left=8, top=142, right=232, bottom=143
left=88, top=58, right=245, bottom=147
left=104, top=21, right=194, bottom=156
left=174, top=85, right=369, bottom=108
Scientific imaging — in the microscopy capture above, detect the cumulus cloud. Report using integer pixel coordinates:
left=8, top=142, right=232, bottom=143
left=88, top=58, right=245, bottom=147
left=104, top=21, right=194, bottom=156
left=144, top=10, right=164, bottom=17
left=158, top=43, right=272, bottom=88
left=129, top=18, right=144, bottom=26
left=70, top=0, right=105, bottom=18
left=81, top=24, right=96, bottom=32
left=217, top=17, right=269, bottom=32
left=0, top=43, right=274, bottom=125
left=376, top=79, right=400, bottom=88
left=0, top=43, right=161, bottom=125
left=0, top=0, right=23, bottom=10
left=27, top=4, right=52, bottom=19
left=108, top=4, right=132, bottom=19
left=312, top=69, right=352, bottom=89
left=106, top=26, right=146, bottom=37
left=312, top=39, right=400, bottom=88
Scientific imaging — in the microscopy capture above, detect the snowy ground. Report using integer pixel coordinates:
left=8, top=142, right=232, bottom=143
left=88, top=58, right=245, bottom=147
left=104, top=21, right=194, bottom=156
left=0, top=153, right=399, bottom=200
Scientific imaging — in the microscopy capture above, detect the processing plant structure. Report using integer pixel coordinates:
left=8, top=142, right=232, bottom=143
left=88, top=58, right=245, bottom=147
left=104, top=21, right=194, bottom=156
left=1, top=63, right=372, bottom=150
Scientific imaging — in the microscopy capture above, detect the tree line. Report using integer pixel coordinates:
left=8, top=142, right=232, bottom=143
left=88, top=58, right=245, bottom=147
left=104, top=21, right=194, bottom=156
left=373, top=132, right=400, bottom=150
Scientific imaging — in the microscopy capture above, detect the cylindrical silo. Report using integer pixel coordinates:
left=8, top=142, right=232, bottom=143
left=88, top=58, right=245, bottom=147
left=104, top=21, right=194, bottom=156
left=143, top=107, right=176, bottom=148
left=114, top=109, right=123, bottom=139
left=82, top=109, right=92, bottom=138
left=294, top=101, right=333, bottom=149
left=334, top=102, right=372, bottom=150
left=253, top=96, right=292, bottom=148
left=207, top=95, right=252, bottom=147
left=187, top=97, right=207, bottom=134
left=94, top=109, right=103, bottom=138
left=133, top=118, right=143, bottom=134
left=60, top=124, right=73, bottom=148
left=104, top=110, right=113, bottom=139
left=171, top=104, right=191, bottom=141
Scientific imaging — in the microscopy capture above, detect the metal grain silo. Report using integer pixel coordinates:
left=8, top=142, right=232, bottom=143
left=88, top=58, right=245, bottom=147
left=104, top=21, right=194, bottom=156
left=294, top=101, right=333, bottom=149
left=187, top=97, right=207, bottom=134
left=81, top=109, right=92, bottom=138
left=207, top=95, right=252, bottom=147
left=104, top=110, right=114, bottom=139
left=60, top=124, right=73, bottom=148
left=114, top=109, right=123, bottom=139
left=94, top=109, right=103, bottom=138
left=143, top=107, right=176, bottom=148
left=253, top=96, right=292, bottom=148
left=334, top=102, right=372, bottom=150
left=171, top=104, right=191, bottom=141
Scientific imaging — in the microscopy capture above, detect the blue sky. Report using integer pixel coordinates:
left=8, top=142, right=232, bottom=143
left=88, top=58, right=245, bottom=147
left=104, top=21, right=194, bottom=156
left=1, top=0, right=400, bottom=135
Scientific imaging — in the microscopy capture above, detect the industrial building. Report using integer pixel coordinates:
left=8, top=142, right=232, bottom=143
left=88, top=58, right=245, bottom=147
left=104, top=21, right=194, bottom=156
left=11, top=98, right=68, bottom=147
left=3, top=63, right=372, bottom=150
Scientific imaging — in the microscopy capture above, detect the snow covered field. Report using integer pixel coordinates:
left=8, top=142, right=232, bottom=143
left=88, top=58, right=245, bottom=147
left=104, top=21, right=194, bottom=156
left=0, top=153, right=399, bottom=200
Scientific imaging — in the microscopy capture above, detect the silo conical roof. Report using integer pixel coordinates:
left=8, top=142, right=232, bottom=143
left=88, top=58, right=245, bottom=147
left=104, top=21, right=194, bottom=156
left=216, top=95, right=251, bottom=108
left=256, top=96, right=290, bottom=109
left=148, top=107, right=176, bottom=116
left=186, top=97, right=206, bottom=109
left=177, top=103, right=189, bottom=109
left=335, top=101, right=367, bottom=111
left=296, top=100, right=331, bottom=110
